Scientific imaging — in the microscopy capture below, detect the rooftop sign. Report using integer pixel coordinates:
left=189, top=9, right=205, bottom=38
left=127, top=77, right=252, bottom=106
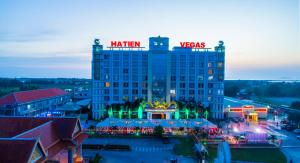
left=111, top=41, right=141, bottom=47
left=180, top=42, right=206, bottom=48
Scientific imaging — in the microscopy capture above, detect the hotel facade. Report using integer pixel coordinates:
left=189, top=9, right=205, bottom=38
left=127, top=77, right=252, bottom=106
left=92, top=36, right=225, bottom=119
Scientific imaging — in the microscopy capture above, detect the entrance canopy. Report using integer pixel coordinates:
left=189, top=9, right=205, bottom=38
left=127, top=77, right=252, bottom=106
left=96, top=118, right=217, bottom=129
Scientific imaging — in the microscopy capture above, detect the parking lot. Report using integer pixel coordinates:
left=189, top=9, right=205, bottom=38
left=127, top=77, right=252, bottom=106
left=82, top=137, right=197, bottom=163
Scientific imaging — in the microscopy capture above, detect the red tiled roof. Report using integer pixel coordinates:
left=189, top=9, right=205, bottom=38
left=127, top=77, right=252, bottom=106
left=0, top=117, right=87, bottom=162
left=0, top=88, right=67, bottom=106
left=0, top=117, right=50, bottom=138
left=0, top=139, right=37, bottom=163
left=18, top=120, right=60, bottom=149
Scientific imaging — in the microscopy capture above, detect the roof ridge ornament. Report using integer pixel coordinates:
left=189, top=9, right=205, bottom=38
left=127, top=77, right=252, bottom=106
left=94, top=39, right=100, bottom=45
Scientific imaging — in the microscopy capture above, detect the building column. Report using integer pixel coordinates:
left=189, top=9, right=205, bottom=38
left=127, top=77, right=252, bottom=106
left=165, top=113, right=171, bottom=120
left=67, top=147, right=73, bottom=163
left=147, top=112, right=152, bottom=120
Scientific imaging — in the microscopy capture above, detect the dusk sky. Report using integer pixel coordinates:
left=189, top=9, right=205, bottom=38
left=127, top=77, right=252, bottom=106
left=0, top=0, right=299, bottom=79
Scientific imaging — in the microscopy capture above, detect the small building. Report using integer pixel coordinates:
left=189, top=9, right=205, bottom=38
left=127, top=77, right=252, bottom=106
left=0, top=116, right=88, bottom=163
left=224, top=97, right=268, bottom=121
left=73, top=87, right=91, bottom=101
left=0, top=88, right=70, bottom=116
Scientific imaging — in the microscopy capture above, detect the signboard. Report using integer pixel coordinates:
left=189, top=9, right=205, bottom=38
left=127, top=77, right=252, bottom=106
left=180, top=42, right=206, bottom=48
left=111, top=41, right=141, bottom=47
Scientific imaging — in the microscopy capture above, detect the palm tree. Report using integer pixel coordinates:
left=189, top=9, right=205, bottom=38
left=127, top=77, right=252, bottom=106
left=153, top=125, right=164, bottom=138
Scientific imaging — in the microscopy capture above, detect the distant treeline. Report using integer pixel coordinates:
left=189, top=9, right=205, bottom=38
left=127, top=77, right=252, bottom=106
left=224, top=80, right=300, bottom=97
left=0, top=78, right=91, bottom=97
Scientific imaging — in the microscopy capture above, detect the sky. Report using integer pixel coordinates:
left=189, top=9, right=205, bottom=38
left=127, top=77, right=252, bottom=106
left=0, top=0, right=299, bottom=79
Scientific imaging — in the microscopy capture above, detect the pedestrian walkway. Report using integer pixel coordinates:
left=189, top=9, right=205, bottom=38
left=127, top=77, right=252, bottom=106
left=132, top=146, right=173, bottom=152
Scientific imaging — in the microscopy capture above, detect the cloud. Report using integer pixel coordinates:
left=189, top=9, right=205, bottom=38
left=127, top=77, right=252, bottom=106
left=0, top=29, right=62, bottom=42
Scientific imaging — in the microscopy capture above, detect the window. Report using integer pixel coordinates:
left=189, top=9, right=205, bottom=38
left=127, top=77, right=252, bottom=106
left=208, top=76, right=214, bottom=81
left=105, top=82, right=110, bottom=87
left=142, top=89, right=147, bottom=94
left=180, top=89, right=185, bottom=94
left=113, top=75, right=119, bottom=80
left=104, top=54, right=109, bottom=59
left=104, top=96, right=110, bottom=101
left=133, top=82, right=138, bottom=87
left=104, top=89, right=109, bottom=94
left=208, top=62, right=212, bottom=67
left=123, top=96, right=129, bottom=101
left=189, top=83, right=194, bottom=88
left=208, top=96, right=212, bottom=101
left=198, top=90, right=203, bottom=95
left=180, top=76, right=185, bottom=81
left=123, top=68, right=129, bottom=73
left=218, top=62, right=223, bottom=68
left=180, top=83, right=185, bottom=88
left=208, top=69, right=213, bottom=75
left=198, top=75, right=203, bottom=81
left=189, top=90, right=195, bottom=94
left=171, top=76, right=176, bottom=81
left=170, top=89, right=176, bottom=94
left=218, top=75, right=224, bottom=81
left=113, top=89, right=119, bottom=94
left=143, top=76, right=148, bottom=80
left=123, top=89, right=129, bottom=94
left=29, top=146, right=43, bottom=162
left=123, top=82, right=129, bottom=87
left=198, top=83, right=204, bottom=88
left=132, top=89, right=138, bottom=94
left=113, top=82, right=119, bottom=87
left=141, top=82, right=147, bottom=88
left=113, top=96, right=119, bottom=101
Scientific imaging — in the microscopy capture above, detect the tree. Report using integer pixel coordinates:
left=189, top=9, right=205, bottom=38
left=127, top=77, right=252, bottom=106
left=288, top=112, right=300, bottom=123
left=153, top=125, right=164, bottom=138
left=291, top=101, right=300, bottom=110
left=93, top=153, right=102, bottom=163
left=224, top=85, right=239, bottom=97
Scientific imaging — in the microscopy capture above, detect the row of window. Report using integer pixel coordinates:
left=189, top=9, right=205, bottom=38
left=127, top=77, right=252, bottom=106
left=103, top=82, right=148, bottom=88
left=101, top=89, right=148, bottom=95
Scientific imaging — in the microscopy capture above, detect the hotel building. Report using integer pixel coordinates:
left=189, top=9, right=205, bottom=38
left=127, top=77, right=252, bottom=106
left=92, top=36, right=225, bottom=119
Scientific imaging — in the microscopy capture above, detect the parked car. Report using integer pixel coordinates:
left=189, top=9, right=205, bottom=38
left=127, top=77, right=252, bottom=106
left=238, top=117, right=245, bottom=122
left=286, top=125, right=296, bottom=131
left=293, top=129, right=300, bottom=134
left=281, top=119, right=289, bottom=124
left=230, top=118, right=239, bottom=123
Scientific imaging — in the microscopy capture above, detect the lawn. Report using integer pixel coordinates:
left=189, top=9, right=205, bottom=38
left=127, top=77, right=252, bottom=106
left=207, top=146, right=286, bottom=163
left=173, top=137, right=196, bottom=157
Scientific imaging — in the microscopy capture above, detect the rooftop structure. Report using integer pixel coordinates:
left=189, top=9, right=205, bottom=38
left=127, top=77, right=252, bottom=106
left=0, top=117, right=88, bottom=163
left=224, top=97, right=268, bottom=121
left=0, top=88, right=70, bottom=116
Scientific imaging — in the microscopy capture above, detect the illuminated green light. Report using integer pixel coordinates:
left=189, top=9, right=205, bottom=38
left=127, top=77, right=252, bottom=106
left=204, top=110, right=209, bottom=119
left=194, top=111, right=199, bottom=118
left=118, top=108, right=123, bottom=119
left=138, top=105, right=143, bottom=119
left=185, top=107, right=189, bottom=119
left=175, top=109, right=180, bottom=120
left=108, top=106, right=113, bottom=118
left=128, top=109, right=132, bottom=119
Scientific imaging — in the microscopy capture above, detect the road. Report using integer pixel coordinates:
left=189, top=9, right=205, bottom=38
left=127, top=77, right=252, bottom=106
left=264, top=115, right=300, bottom=163
left=82, top=138, right=196, bottom=163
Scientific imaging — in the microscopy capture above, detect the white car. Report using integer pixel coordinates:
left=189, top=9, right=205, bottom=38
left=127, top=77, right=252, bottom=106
left=293, top=129, right=300, bottom=134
